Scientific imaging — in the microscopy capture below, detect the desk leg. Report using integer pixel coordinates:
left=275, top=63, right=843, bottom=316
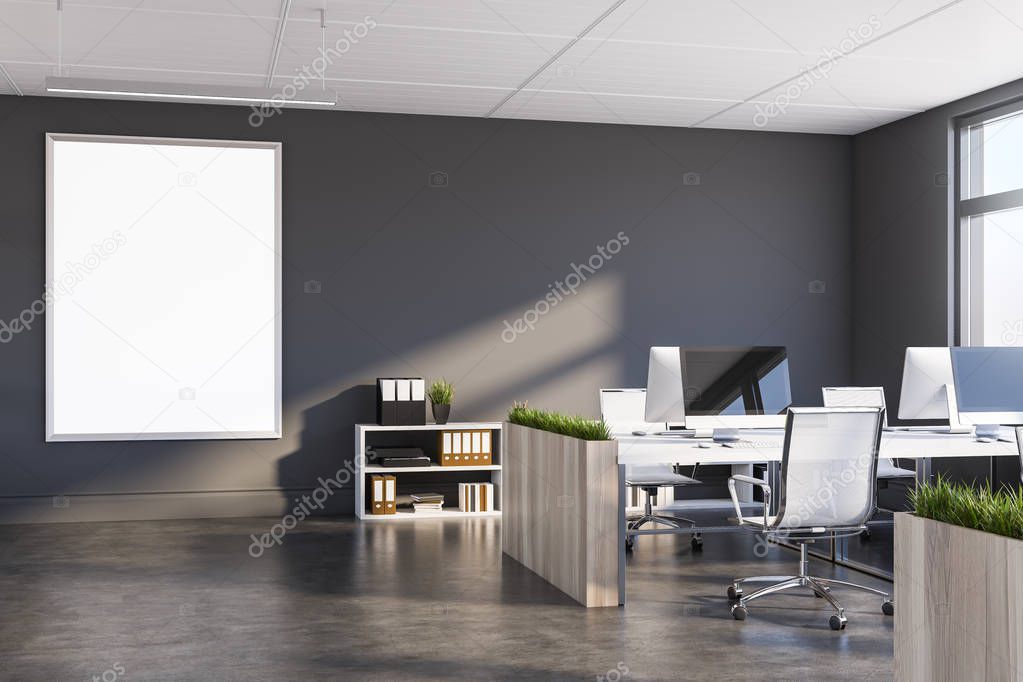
left=767, top=461, right=780, bottom=516
left=731, top=464, right=754, bottom=502
left=618, top=463, right=626, bottom=606
left=915, top=456, right=932, bottom=488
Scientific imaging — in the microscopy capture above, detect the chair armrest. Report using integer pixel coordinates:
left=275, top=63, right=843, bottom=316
left=727, top=475, right=771, bottom=527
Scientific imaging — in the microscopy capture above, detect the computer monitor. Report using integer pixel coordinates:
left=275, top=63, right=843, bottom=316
left=898, top=347, right=955, bottom=420
left=950, top=347, right=1023, bottom=425
left=644, top=347, right=684, bottom=424
left=644, top=346, right=791, bottom=428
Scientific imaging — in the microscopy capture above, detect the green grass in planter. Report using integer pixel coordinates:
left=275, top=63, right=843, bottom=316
left=507, top=402, right=612, bottom=441
left=909, top=475, right=1023, bottom=540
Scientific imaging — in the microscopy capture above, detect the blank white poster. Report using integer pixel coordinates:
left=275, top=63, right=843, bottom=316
left=46, top=134, right=281, bottom=441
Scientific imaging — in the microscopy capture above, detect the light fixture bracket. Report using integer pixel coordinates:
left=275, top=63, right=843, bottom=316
left=45, top=76, right=337, bottom=107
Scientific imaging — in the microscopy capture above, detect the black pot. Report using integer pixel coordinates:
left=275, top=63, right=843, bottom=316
left=432, top=403, right=451, bottom=424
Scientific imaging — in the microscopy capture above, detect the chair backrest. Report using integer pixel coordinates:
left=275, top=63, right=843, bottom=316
left=600, top=389, right=675, bottom=482
left=821, top=386, right=887, bottom=427
left=775, top=407, right=884, bottom=530
left=822, top=386, right=897, bottom=475
left=599, top=388, right=664, bottom=435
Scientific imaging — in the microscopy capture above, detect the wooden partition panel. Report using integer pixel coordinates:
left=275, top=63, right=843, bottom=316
left=502, top=422, right=620, bottom=607
left=895, top=513, right=1023, bottom=681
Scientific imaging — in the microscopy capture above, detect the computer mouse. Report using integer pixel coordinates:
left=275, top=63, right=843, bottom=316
left=632, top=430, right=647, bottom=436
left=697, top=442, right=711, bottom=449
left=975, top=436, right=995, bottom=443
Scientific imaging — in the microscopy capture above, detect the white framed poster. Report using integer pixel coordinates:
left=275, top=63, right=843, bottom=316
left=46, top=133, right=281, bottom=441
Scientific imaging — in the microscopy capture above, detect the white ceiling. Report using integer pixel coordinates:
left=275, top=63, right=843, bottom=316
left=2, top=0, right=1023, bottom=134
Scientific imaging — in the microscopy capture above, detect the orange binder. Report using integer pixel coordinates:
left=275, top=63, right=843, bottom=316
left=370, top=474, right=396, bottom=514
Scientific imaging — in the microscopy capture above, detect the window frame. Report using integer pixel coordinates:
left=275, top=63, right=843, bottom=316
left=954, top=100, right=1023, bottom=347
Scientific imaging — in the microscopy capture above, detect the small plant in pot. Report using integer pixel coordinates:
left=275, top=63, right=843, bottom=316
left=427, top=378, right=454, bottom=424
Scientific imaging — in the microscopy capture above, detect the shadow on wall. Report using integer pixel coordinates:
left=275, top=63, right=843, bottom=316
left=276, top=384, right=376, bottom=519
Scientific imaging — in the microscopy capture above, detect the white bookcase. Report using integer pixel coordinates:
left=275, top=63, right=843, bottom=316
left=354, top=422, right=502, bottom=520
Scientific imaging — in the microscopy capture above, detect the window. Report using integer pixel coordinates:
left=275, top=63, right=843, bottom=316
left=958, top=106, right=1023, bottom=346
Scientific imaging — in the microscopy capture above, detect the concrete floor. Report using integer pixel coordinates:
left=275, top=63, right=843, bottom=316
left=0, top=517, right=894, bottom=680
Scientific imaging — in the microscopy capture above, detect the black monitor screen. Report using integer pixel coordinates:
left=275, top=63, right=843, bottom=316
left=950, top=347, right=1023, bottom=413
left=680, top=347, right=792, bottom=416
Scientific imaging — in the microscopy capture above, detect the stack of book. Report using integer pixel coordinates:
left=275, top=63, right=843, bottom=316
left=410, top=492, right=444, bottom=513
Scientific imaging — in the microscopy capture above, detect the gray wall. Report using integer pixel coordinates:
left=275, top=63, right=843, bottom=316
left=0, top=94, right=853, bottom=522
left=851, top=76, right=1023, bottom=416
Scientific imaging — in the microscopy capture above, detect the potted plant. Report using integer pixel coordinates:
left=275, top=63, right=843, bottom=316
left=894, top=476, right=1023, bottom=681
left=503, top=402, right=619, bottom=607
left=427, top=378, right=454, bottom=424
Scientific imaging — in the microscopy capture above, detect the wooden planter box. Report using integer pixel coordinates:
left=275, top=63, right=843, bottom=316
left=501, top=422, right=620, bottom=607
left=894, top=512, right=1023, bottom=681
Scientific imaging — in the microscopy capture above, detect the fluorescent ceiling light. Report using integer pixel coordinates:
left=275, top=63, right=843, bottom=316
left=44, top=77, right=336, bottom=107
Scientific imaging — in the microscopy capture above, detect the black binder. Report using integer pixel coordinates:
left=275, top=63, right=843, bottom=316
left=396, top=379, right=412, bottom=425
left=376, top=378, right=397, bottom=426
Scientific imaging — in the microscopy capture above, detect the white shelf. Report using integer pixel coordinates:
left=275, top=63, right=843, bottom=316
left=363, top=464, right=500, bottom=473
left=356, top=422, right=502, bottom=432
left=355, top=421, right=503, bottom=522
left=359, top=508, right=501, bottom=520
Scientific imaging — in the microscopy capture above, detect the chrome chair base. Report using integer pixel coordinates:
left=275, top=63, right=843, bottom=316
left=625, top=488, right=701, bottom=551
left=627, top=513, right=696, bottom=531
left=727, top=542, right=894, bottom=630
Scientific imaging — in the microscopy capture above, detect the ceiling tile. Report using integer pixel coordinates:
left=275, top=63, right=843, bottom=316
left=705, top=100, right=907, bottom=135
left=333, top=80, right=505, bottom=117
left=315, top=0, right=610, bottom=37
left=498, top=87, right=731, bottom=128
left=275, top=20, right=563, bottom=89
left=65, top=7, right=277, bottom=74
left=62, top=0, right=283, bottom=17
left=536, top=40, right=810, bottom=101
left=0, top=1, right=57, bottom=63
left=0, top=60, right=48, bottom=94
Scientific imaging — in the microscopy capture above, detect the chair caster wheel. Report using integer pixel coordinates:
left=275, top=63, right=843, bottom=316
left=731, top=605, right=747, bottom=621
left=882, top=600, right=894, bottom=616
left=727, top=585, right=742, bottom=600
left=625, top=537, right=634, bottom=552
left=829, top=614, right=848, bottom=630
left=691, top=535, right=703, bottom=550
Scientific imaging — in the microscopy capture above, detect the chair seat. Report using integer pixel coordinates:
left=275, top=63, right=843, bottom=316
left=626, top=472, right=699, bottom=486
left=877, top=461, right=916, bottom=478
left=626, top=464, right=699, bottom=487
left=737, top=515, right=866, bottom=535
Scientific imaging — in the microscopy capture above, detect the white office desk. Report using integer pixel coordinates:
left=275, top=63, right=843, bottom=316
left=616, top=428, right=1019, bottom=467
left=612, top=429, right=1020, bottom=602
left=615, top=428, right=1019, bottom=540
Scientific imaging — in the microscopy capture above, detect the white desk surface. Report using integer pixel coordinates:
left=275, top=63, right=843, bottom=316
left=616, top=428, right=1020, bottom=465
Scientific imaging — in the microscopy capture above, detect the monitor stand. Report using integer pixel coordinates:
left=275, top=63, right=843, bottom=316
left=893, top=386, right=973, bottom=434
left=943, top=384, right=972, bottom=434
left=657, top=425, right=697, bottom=437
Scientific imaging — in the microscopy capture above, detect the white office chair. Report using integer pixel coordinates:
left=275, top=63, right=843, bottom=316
left=821, top=387, right=916, bottom=480
left=726, top=407, right=894, bottom=630
left=599, top=389, right=702, bottom=551
left=822, top=387, right=915, bottom=540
